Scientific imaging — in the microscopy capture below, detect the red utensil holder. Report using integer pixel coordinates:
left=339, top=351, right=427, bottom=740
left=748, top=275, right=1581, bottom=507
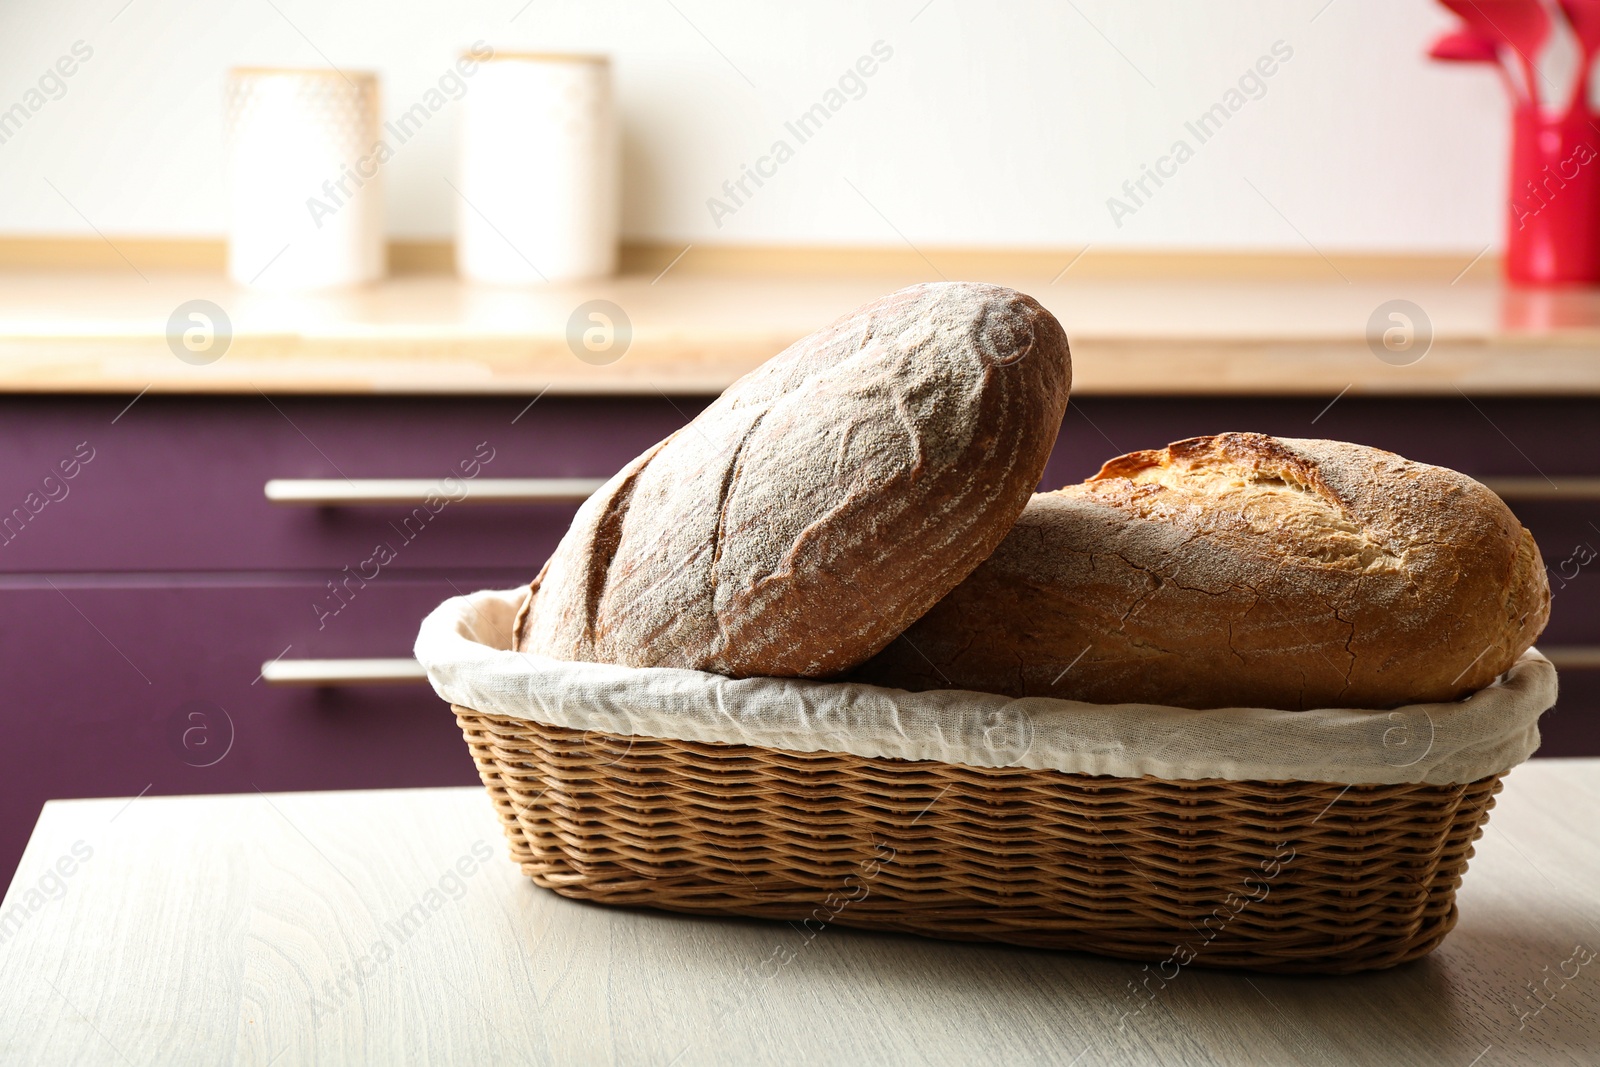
left=1506, top=104, right=1600, bottom=284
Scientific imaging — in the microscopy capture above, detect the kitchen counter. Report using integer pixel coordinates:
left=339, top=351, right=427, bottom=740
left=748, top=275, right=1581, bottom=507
left=1, top=763, right=1596, bottom=1065
left=3, top=268, right=1600, bottom=395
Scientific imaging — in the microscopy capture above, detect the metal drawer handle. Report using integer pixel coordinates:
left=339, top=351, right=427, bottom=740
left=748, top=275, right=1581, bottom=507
left=256, top=648, right=1600, bottom=688
left=264, top=478, right=606, bottom=506
left=1542, top=647, right=1600, bottom=670
left=258, top=646, right=1599, bottom=689
left=260, top=658, right=430, bottom=686
left=1481, top=477, right=1600, bottom=501
left=267, top=478, right=1597, bottom=504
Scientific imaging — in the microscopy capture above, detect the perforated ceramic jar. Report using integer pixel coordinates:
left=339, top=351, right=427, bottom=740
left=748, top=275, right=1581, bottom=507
left=225, top=68, right=385, bottom=290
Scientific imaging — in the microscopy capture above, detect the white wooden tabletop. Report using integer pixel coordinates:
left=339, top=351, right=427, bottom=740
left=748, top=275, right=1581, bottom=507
left=2, top=761, right=1596, bottom=1066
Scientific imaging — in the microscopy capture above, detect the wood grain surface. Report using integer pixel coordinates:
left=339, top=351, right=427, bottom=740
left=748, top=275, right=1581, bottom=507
left=2, top=268, right=1600, bottom=396
left=1, top=761, right=1596, bottom=1065
left=0, top=238, right=1513, bottom=282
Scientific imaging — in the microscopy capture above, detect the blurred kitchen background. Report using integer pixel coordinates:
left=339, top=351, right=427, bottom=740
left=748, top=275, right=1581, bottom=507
left=1, top=0, right=1596, bottom=886
left=0, top=2, right=1513, bottom=251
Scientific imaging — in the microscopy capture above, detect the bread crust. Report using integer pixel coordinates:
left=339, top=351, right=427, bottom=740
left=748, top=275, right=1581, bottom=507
left=853, top=433, right=1551, bottom=710
left=517, top=282, right=1073, bottom=677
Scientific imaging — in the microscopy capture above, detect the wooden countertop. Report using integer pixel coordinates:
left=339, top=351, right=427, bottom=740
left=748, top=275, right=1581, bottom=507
left=1, top=764, right=1596, bottom=1065
left=2, top=268, right=1600, bottom=396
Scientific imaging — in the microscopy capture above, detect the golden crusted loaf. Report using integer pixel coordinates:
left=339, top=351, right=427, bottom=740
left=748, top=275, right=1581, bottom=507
left=514, top=281, right=1072, bottom=678
left=853, top=433, right=1551, bottom=709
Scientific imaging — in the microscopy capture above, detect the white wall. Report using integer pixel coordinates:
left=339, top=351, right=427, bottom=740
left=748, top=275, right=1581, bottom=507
left=0, top=0, right=1506, bottom=252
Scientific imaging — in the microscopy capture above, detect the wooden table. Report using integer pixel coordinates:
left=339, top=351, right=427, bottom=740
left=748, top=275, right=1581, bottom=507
left=4, top=269, right=1600, bottom=396
left=1, top=763, right=1596, bottom=1065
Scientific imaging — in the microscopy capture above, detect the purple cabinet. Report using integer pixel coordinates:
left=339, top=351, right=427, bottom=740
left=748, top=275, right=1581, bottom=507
left=0, top=394, right=710, bottom=882
left=1, top=391, right=1595, bottom=885
left=0, top=396, right=706, bottom=573
left=0, top=577, right=516, bottom=881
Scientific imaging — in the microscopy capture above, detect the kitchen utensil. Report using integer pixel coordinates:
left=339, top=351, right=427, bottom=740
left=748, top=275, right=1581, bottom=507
left=1429, top=26, right=1522, bottom=97
left=1432, top=0, right=1600, bottom=283
left=1440, top=0, right=1549, bottom=104
left=1428, top=26, right=1501, bottom=62
left=1559, top=0, right=1600, bottom=110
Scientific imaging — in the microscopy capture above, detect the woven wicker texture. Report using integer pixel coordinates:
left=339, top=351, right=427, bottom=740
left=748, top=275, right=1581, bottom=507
left=456, top=706, right=1501, bottom=974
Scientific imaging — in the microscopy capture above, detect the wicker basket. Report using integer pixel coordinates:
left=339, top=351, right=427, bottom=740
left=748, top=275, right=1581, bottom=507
left=454, top=705, right=1504, bottom=975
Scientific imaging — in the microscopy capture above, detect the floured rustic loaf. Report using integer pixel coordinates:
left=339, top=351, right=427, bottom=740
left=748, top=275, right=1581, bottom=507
left=854, top=433, right=1551, bottom=710
left=514, top=281, right=1073, bottom=677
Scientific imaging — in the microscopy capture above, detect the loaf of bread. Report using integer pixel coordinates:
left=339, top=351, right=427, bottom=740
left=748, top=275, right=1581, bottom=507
left=514, top=281, right=1072, bottom=678
left=853, top=433, right=1550, bottom=709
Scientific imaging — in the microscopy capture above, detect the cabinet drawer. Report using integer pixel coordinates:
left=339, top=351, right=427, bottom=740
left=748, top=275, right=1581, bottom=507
left=0, top=574, right=522, bottom=882
left=0, top=395, right=706, bottom=574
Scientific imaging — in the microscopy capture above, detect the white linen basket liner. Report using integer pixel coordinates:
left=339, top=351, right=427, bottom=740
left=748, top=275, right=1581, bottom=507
left=417, top=588, right=1557, bottom=786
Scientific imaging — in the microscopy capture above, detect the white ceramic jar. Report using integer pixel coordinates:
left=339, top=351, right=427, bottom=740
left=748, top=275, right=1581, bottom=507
left=225, top=68, right=385, bottom=290
left=456, top=53, right=618, bottom=284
